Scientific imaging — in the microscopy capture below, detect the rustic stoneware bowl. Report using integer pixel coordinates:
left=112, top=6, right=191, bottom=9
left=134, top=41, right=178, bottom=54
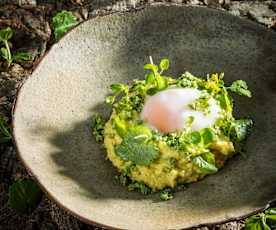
left=13, top=4, right=276, bottom=230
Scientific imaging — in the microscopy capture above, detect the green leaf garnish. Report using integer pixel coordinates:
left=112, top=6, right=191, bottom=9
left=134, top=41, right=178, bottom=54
left=144, top=63, right=158, bottom=74
left=187, top=131, right=202, bottom=145
left=156, top=75, right=168, bottom=90
left=189, top=95, right=211, bottom=115
left=51, top=10, right=78, bottom=40
left=128, top=181, right=152, bottom=195
left=115, top=131, right=159, bottom=166
left=111, top=83, right=128, bottom=94
left=92, top=113, right=105, bottom=142
left=113, top=116, right=127, bottom=137
left=159, top=58, right=169, bottom=72
left=200, top=128, right=216, bottom=145
left=105, top=95, right=115, bottom=105
left=8, top=179, right=42, bottom=214
left=160, top=188, right=174, bottom=201
left=216, top=90, right=233, bottom=112
left=229, top=119, right=253, bottom=142
left=229, top=80, right=252, bottom=97
left=145, top=72, right=155, bottom=84
left=192, top=154, right=218, bottom=174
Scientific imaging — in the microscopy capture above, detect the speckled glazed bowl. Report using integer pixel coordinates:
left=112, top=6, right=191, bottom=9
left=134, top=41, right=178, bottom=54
left=13, top=4, right=276, bottom=230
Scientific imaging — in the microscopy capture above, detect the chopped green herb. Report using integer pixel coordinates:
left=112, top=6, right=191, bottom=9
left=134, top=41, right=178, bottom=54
left=189, top=95, right=211, bottom=115
left=128, top=181, right=152, bottom=195
left=160, top=188, right=174, bottom=201
left=177, top=72, right=202, bottom=88
left=229, top=119, right=253, bottom=142
left=92, top=113, right=105, bottom=142
left=51, top=10, right=78, bottom=40
left=8, top=179, right=42, bottom=214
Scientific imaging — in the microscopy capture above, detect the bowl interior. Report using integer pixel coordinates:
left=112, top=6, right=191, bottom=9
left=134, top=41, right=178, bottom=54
left=13, top=5, right=276, bottom=230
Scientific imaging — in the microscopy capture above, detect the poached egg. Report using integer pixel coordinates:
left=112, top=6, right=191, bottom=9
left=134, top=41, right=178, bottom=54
left=141, top=88, right=221, bottom=133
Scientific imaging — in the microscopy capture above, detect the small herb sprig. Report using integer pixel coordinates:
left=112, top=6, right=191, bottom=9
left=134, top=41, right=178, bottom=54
left=144, top=56, right=169, bottom=95
left=0, top=27, right=31, bottom=68
left=91, top=114, right=105, bottom=143
left=245, top=208, right=276, bottom=230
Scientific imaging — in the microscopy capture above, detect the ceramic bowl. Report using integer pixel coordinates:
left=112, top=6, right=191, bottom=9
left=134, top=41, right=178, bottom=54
left=13, top=4, right=276, bottom=230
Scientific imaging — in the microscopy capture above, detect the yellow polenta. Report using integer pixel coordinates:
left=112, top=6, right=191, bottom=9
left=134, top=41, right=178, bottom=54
left=104, top=115, right=235, bottom=191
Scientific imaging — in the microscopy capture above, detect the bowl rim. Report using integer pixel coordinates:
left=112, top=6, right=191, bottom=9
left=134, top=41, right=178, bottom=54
left=11, top=3, right=276, bottom=229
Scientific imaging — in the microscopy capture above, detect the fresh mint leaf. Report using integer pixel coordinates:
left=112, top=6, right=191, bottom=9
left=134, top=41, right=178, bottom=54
left=159, top=58, right=169, bottom=72
left=8, top=179, right=42, bottom=214
left=13, top=52, right=31, bottom=61
left=92, top=113, right=105, bottom=142
left=0, top=27, right=13, bottom=41
left=52, top=10, right=78, bottom=40
left=229, top=80, right=252, bottom=97
left=115, top=132, right=159, bottom=166
left=160, top=188, right=174, bottom=201
left=192, top=155, right=218, bottom=174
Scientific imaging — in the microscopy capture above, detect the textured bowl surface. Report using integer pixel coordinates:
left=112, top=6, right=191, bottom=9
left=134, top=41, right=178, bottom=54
left=13, top=5, right=276, bottom=230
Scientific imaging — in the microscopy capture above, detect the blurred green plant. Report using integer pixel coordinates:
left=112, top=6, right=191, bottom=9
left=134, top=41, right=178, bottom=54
left=0, top=114, right=12, bottom=143
left=0, top=27, right=31, bottom=67
left=8, top=179, right=42, bottom=214
left=51, top=10, right=78, bottom=40
left=245, top=208, right=276, bottom=230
